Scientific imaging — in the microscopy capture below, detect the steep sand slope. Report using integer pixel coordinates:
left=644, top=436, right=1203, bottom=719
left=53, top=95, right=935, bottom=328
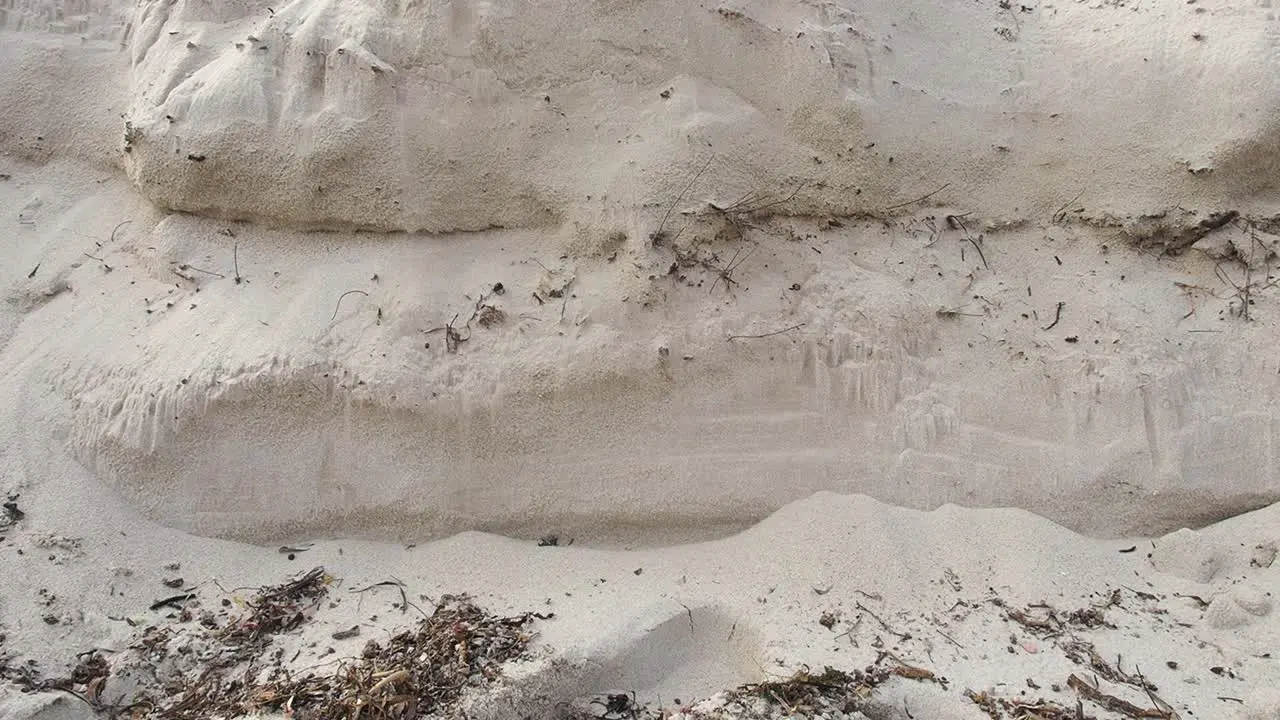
left=4, top=0, right=1280, bottom=718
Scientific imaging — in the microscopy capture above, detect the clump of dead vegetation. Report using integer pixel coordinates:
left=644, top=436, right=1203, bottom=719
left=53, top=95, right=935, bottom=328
left=10, top=568, right=539, bottom=720
left=226, top=594, right=538, bottom=720
left=646, top=156, right=808, bottom=297
left=559, top=657, right=943, bottom=720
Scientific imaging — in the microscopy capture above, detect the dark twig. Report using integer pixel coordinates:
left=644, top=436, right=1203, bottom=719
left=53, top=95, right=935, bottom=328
left=83, top=253, right=113, bottom=272
left=233, top=241, right=242, bottom=284
left=1042, top=301, right=1064, bottom=331
left=885, top=183, right=950, bottom=212
left=351, top=579, right=429, bottom=618
left=425, top=313, right=469, bottom=353
left=1134, top=666, right=1178, bottom=719
left=1067, top=674, right=1172, bottom=719
left=935, top=629, right=964, bottom=648
left=331, top=290, right=369, bottom=322
left=149, top=593, right=196, bottom=611
left=728, top=323, right=806, bottom=341
left=966, top=236, right=989, bottom=270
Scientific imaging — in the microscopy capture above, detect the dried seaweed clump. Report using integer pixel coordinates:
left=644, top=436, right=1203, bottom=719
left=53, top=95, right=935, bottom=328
left=242, top=594, right=538, bottom=720
left=220, top=566, right=333, bottom=660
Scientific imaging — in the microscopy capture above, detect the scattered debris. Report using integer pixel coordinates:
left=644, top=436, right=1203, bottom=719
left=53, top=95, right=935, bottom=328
left=476, top=305, right=505, bottom=328
left=1068, top=673, right=1173, bottom=719
left=238, top=594, right=535, bottom=720
left=1, top=496, right=23, bottom=529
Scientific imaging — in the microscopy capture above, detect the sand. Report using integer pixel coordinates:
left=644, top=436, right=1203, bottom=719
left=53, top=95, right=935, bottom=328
left=3, top=0, right=1280, bottom=718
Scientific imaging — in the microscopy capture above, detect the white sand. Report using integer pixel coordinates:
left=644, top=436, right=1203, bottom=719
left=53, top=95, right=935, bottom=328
left=3, top=0, right=1280, bottom=718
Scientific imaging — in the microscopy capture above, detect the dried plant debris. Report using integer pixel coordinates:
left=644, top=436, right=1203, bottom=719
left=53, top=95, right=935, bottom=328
left=476, top=304, right=506, bottom=328
left=560, top=662, right=942, bottom=720
left=1005, top=594, right=1119, bottom=637
left=10, top=573, right=539, bottom=720
left=257, top=595, right=538, bottom=720
left=1, top=494, right=24, bottom=530
left=219, top=565, right=331, bottom=657
left=1, top=576, right=1208, bottom=720
left=966, top=690, right=1084, bottom=720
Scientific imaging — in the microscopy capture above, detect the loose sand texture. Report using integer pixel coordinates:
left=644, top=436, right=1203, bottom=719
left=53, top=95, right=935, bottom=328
left=3, top=0, right=1280, bottom=718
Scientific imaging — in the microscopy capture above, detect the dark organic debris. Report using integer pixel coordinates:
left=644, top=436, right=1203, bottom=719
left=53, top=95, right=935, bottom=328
left=149, top=593, right=197, bottom=612
left=225, top=594, right=538, bottom=720
left=739, top=666, right=889, bottom=715
left=476, top=305, right=506, bottom=328
left=1068, top=674, right=1173, bottom=719
left=559, top=661, right=944, bottom=720
left=28, top=568, right=536, bottom=720
left=966, top=690, right=1083, bottom=720
left=218, top=567, right=331, bottom=657
left=1, top=496, right=23, bottom=528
